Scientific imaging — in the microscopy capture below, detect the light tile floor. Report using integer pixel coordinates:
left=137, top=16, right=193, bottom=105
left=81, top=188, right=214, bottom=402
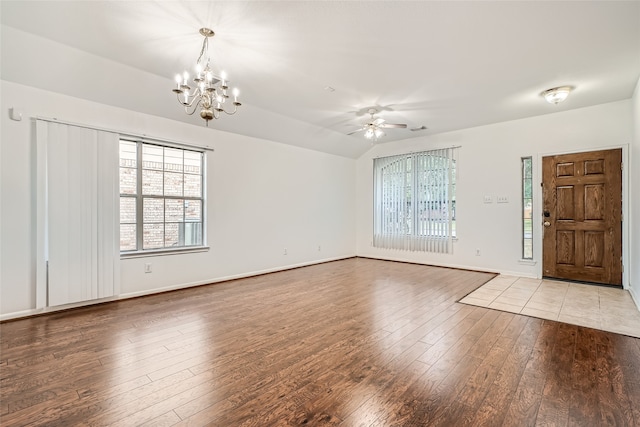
left=460, top=275, right=640, bottom=338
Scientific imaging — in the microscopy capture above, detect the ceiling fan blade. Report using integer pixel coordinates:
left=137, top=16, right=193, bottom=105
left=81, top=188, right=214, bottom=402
left=380, top=123, right=407, bottom=129
left=347, top=127, right=366, bottom=135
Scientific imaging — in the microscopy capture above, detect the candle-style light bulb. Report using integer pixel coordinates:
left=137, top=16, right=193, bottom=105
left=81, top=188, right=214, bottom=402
left=175, top=74, right=182, bottom=89
left=232, top=88, right=239, bottom=102
left=220, top=71, right=227, bottom=87
left=183, top=71, right=189, bottom=85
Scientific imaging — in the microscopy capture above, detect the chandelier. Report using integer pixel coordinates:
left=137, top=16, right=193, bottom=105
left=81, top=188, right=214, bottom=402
left=172, top=28, right=241, bottom=125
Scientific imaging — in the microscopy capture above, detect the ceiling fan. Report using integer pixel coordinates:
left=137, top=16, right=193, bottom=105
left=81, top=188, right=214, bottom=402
left=347, top=108, right=407, bottom=141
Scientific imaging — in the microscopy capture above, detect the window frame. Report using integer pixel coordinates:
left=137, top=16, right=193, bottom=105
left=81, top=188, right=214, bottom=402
left=119, top=139, right=208, bottom=257
left=521, top=156, right=533, bottom=260
left=373, top=148, right=457, bottom=252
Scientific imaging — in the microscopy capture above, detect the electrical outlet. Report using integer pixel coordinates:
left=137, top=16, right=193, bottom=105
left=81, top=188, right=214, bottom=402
left=283, top=248, right=287, bottom=255
left=475, top=248, right=481, bottom=256
left=318, top=245, right=321, bottom=252
left=144, top=263, right=152, bottom=273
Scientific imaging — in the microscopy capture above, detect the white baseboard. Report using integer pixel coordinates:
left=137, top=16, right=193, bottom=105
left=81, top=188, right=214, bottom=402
left=0, top=296, right=123, bottom=321
left=0, top=255, right=355, bottom=322
left=3, top=255, right=634, bottom=321
left=118, top=255, right=355, bottom=300
left=629, top=286, right=640, bottom=312
left=356, top=254, right=539, bottom=278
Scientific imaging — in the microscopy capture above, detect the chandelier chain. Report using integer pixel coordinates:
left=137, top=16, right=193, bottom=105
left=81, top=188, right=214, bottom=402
left=197, top=37, right=209, bottom=67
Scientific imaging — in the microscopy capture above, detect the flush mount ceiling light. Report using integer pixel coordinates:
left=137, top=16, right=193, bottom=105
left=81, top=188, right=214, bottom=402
left=542, top=86, right=573, bottom=104
left=172, top=28, right=241, bottom=126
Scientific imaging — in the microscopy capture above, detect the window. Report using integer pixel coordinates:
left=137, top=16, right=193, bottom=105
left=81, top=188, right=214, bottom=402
left=373, top=148, right=457, bottom=253
left=120, top=140, right=204, bottom=253
left=522, top=157, right=533, bottom=259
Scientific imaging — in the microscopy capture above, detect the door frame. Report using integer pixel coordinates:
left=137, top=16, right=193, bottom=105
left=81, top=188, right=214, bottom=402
left=535, top=144, right=630, bottom=289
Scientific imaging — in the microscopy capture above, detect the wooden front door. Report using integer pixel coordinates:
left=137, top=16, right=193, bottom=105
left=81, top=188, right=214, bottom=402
left=542, top=148, right=622, bottom=286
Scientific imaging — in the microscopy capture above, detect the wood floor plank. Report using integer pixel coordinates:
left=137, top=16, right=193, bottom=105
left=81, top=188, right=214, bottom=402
left=467, top=316, right=542, bottom=426
left=138, top=410, right=182, bottom=427
left=341, top=359, right=432, bottom=426
left=625, top=380, right=640, bottom=426
left=567, top=327, right=600, bottom=426
left=501, top=320, right=560, bottom=426
left=536, top=322, right=578, bottom=427
left=428, top=310, right=517, bottom=426
left=594, top=332, right=635, bottom=426
left=1, top=258, right=639, bottom=426
left=425, top=311, right=517, bottom=426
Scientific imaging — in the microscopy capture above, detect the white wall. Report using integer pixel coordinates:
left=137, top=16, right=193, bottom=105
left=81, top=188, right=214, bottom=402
left=0, top=81, right=357, bottom=318
left=356, top=100, right=633, bottom=281
left=630, top=77, right=640, bottom=306
left=0, top=25, right=368, bottom=159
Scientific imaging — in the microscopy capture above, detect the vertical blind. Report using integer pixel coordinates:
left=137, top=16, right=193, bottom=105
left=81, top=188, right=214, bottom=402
left=36, top=120, right=120, bottom=307
left=373, top=147, right=457, bottom=253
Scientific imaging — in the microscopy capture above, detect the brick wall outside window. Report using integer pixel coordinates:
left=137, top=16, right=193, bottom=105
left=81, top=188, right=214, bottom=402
left=119, top=141, right=204, bottom=252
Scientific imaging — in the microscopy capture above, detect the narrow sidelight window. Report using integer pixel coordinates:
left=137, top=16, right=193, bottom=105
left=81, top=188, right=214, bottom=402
left=522, top=157, right=533, bottom=259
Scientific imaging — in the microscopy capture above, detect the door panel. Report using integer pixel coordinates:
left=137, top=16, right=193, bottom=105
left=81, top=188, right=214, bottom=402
left=556, top=231, right=575, bottom=265
left=557, top=162, right=575, bottom=177
left=584, top=231, right=604, bottom=267
left=584, top=184, right=604, bottom=220
left=556, top=186, right=575, bottom=220
left=542, top=149, right=622, bottom=286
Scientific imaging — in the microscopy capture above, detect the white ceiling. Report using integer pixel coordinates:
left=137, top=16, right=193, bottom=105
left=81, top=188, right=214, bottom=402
left=2, top=1, right=639, bottom=158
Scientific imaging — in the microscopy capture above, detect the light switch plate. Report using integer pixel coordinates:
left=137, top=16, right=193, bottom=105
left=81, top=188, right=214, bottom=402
left=9, top=108, right=22, bottom=121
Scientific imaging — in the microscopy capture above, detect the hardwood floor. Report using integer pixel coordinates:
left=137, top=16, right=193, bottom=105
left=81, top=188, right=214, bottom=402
left=2, top=258, right=640, bottom=426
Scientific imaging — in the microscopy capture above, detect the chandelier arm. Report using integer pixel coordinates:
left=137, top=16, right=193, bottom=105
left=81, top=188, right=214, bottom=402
left=222, top=105, right=239, bottom=115
left=175, top=92, right=200, bottom=108
left=183, top=107, right=198, bottom=116
left=183, top=98, right=203, bottom=116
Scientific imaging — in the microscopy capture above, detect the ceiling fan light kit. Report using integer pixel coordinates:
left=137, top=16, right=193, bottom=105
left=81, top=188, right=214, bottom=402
left=348, top=108, right=407, bottom=141
left=365, top=127, right=385, bottom=140
left=172, top=28, right=241, bottom=126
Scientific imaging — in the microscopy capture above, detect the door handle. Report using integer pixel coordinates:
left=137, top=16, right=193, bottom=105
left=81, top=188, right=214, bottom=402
left=543, top=221, right=551, bottom=227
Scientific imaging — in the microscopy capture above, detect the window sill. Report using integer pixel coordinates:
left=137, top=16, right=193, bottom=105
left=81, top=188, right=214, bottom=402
left=518, top=259, right=537, bottom=266
left=121, top=246, right=210, bottom=259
